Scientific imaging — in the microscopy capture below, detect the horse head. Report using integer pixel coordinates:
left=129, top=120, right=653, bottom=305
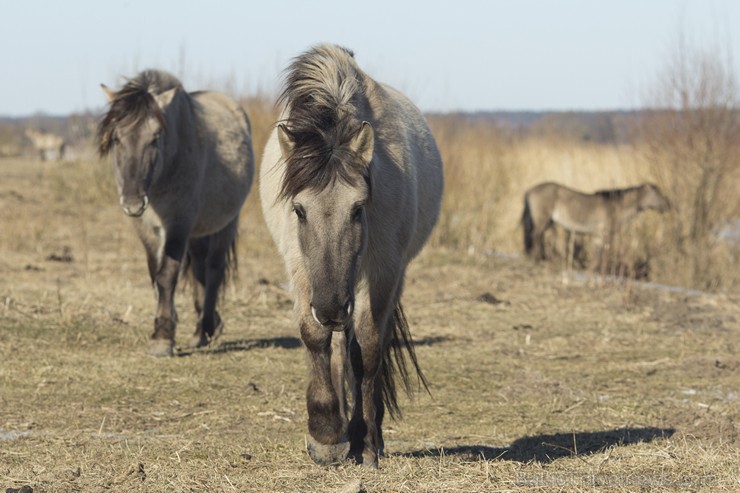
left=98, top=72, right=180, bottom=217
left=278, top=121, right=374, bottom=330
left=640, top=183, right=670, bottom=213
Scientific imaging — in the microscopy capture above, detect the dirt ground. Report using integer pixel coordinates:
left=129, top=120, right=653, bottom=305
left=1, top=157, right=738, bottom=492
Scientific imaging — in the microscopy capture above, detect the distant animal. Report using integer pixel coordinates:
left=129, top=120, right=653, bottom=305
left=24, top=128, right=65, bottom=161
left=260, top=45, right=444, bottom=467
left=717, top=219, right=740, bottom=245
left=97, top=69, right=254, bottom=357
left=522, top=182, right=670, bottom=262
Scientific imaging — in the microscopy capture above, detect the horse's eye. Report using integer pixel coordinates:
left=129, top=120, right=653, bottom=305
left=293, top=204, right=306, bottom=222
left=151, top=135, right=160, bottom=147
left=351, top=205, right=364, bottom=223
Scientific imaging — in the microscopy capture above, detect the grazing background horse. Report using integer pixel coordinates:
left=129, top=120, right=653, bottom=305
left=522, top=182, right=670, bottom=264
left=25, top=128, right=65, bottom=161
left=98, top=69, right=254, bottom=356
left=260, top=45, right=444, bottom=467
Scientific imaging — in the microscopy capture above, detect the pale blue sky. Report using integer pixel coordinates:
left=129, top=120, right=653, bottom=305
left=1, top=0, right=737, bottom=116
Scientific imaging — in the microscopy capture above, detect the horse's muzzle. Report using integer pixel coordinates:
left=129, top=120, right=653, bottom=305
left=120, top=195, right=149, bottom=217
left=311, top=301, right=353, bottom=332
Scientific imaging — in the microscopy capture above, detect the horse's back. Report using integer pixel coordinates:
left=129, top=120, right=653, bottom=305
left=370, top=83, right=443, bottom=262
left=194, top=91, right=253, bottom=167
left=190, top=91, right=254, bottom=236
left=526, top=182, right=607, bottom=234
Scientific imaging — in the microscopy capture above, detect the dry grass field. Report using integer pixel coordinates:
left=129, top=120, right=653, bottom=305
left=1, top=143, right=739, bottom=493
left=426, top=115, right=740, bottom=292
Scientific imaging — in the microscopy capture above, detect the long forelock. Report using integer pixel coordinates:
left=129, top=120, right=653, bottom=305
left=97, top=70, right=181, bottom=156
left=277, top=45, right=368, bottom=200
left=278, top=132, right=369, bottom=201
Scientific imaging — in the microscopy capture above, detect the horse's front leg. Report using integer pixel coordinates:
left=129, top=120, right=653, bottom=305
left=330, top=329, right=349, bottom=419
left=347, top=280, right=395, bottom=468
left=296, top=276, right=349, bottom=465
left=149, top=226, right=189, bottom=357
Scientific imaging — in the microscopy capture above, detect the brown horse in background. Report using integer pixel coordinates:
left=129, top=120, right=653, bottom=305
left=522, top=182, right=670, bottom=266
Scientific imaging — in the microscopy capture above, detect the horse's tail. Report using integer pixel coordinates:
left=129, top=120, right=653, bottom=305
left=182, top=219, right=239, bottom=290
left=381, top=302, right=430, bottom=420
left=224, top=226, right=239, bottom=285
left=521, top=193, right=535, bottom=256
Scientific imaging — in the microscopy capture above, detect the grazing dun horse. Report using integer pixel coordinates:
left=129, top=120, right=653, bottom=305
left=98, top=70, right=254, bottom=356
left=25, top=128, right=65, bottom=161
left=260, top=45, right=444, bottom=467
left=522, top=182, right=670, bottom=264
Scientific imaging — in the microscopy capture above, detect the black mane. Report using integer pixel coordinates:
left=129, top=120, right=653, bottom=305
left=594, top=184, right=644, bottom=200
left=276, top=45, right=369, bottom=200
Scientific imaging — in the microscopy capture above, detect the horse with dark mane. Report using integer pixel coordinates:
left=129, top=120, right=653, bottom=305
left=98, top=69, right=254, bottom=356
left=260, top=45, right=444, bottom=467
left=522, top=182, right=669, bottom=261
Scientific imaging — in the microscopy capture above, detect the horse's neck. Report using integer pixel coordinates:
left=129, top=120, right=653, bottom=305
left=165, top=96, right=200, bottom=162
left=613, top=190, right=642, bottom=222
left=360, top=78, right=385, bottom=121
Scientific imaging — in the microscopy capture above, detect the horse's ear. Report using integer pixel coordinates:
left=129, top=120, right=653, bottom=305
left=277, top=124, right=295, bottom=159
left=101, top=84, right=116, bottom=102
left=154, top=87, right=178, bottom=109
left=350, top=121, right=374, bottom=165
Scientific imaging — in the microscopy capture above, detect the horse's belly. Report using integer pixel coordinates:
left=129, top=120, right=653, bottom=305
left=191, top=210, right=238, bottom=238
left=191, top=167, right=252, bottom=237
left=552, top=209, right=599, bottom=234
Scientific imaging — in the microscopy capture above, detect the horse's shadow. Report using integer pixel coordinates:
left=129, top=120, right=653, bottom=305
left=177, top=334, right=452, bottom=357
left=399, top=427, right=674, bottom=463
left=413, top=335, right=454, bottom=347
left=176, top=336, right=302, bottom=356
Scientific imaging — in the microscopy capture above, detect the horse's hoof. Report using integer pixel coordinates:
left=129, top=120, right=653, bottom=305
left=358, top=450, right=379, bottom=468
left=211, top=320, right=224, bottom=343
left=148, top=339, right=174, bottom=357
left=306, top=436, right=350, bottom=466
left=185, top=334, right=209, bottom=349
left=349, top=447, right=379, bottom=468
left=187, top=318, right=224, bottom=349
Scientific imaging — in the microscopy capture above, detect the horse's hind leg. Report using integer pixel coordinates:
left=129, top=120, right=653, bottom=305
left=529, top=218, right=550, bottom=261
left=561, top=230, right=576, bottom=284
left=185, top=236, right=210, bottom=348
left=347, top=276, right=399, bottom=468
left=188, top=219, right=237, bottom=348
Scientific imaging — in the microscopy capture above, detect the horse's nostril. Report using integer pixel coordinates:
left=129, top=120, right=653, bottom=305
left=311, top=305, right=323, bottom=326
left=120, top=196, right=149, bottom=217
left=311, top=302, right=351, bottom=329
